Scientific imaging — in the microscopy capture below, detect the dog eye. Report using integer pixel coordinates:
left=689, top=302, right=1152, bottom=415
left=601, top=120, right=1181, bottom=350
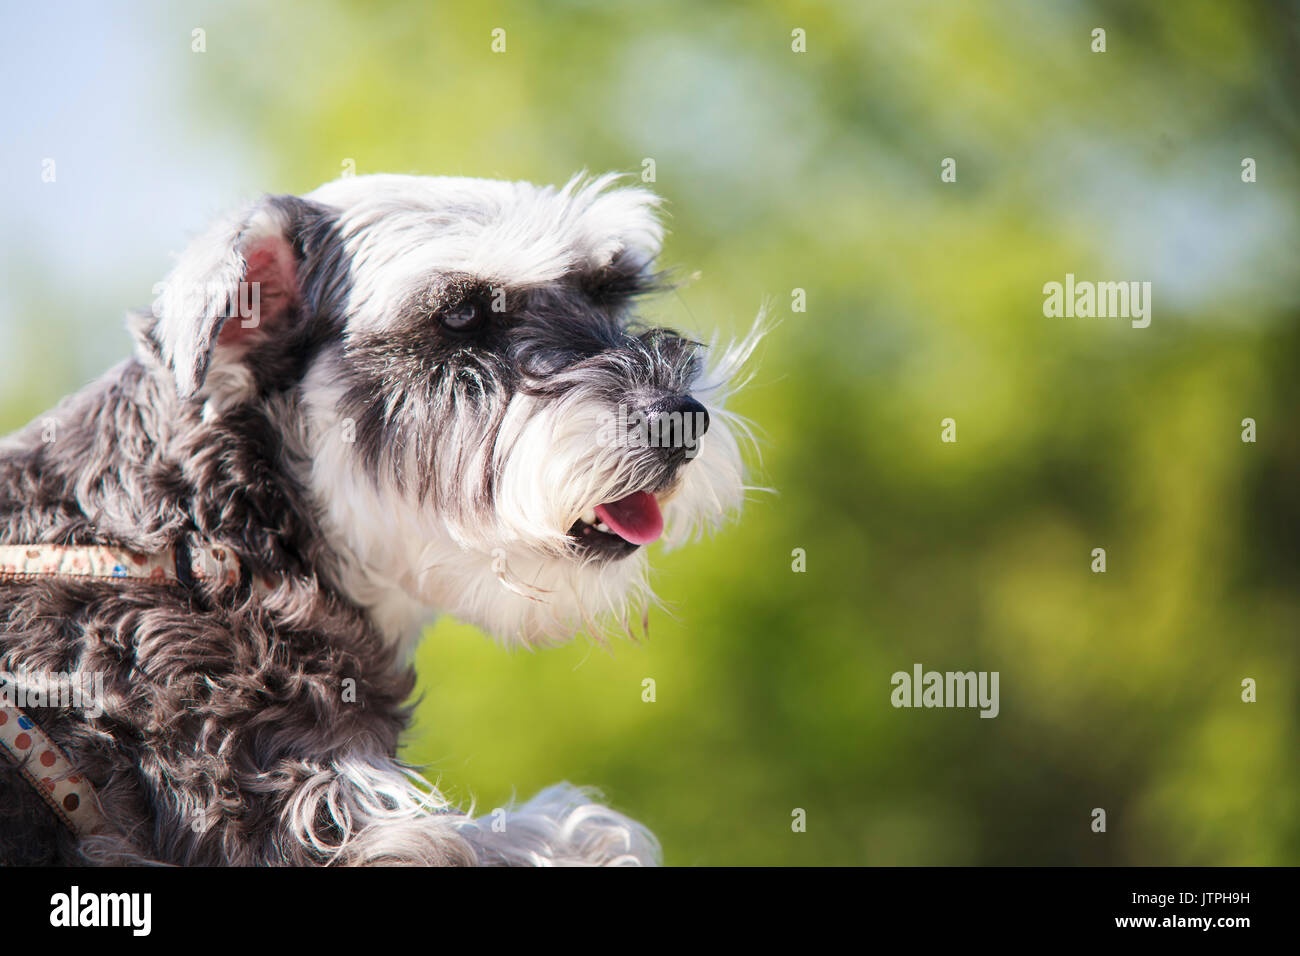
left=440, top=300, right=482, bottom=332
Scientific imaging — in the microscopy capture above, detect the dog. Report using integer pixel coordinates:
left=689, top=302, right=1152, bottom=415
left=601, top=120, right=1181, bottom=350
left=0, top=173, right=757, bottom=865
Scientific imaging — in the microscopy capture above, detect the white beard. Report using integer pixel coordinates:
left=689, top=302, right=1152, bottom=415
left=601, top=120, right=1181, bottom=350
left=296, top=323, right=760, bottom=652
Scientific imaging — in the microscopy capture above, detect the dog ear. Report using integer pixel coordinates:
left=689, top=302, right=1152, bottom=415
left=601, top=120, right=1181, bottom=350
left=152, top=195, right=309, bottom=400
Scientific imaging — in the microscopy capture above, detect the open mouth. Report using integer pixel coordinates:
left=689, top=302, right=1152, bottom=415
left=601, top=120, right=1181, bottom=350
left=567, top=490, right=664, bottom=560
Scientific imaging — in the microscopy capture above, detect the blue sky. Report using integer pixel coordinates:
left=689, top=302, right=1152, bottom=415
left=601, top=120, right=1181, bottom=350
left=1, top=1, right=1292, bottom=392
left=0, top=1, right=263, bottom=385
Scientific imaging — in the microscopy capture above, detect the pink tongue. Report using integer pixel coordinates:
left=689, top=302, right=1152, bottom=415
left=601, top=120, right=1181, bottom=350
left=594, top=491, right=663, bottom=545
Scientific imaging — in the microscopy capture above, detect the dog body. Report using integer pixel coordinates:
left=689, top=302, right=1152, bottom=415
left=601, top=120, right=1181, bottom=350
left=0, top=174, right=752, bottom=865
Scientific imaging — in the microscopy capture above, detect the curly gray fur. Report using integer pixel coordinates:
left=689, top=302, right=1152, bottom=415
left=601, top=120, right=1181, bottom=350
left=0, top=173, right=751, bottom=866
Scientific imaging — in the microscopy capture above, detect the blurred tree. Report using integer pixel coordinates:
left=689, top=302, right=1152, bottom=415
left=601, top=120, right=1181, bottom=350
left=4, top=0, right=1295, bottom=864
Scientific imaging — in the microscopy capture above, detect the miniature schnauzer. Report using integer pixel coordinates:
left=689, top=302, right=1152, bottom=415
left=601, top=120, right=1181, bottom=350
left=0, top=173, right=757, bottom=865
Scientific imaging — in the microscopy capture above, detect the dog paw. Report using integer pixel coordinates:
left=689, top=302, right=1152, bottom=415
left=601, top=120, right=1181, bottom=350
left=470, top=783, right=660, bottom=866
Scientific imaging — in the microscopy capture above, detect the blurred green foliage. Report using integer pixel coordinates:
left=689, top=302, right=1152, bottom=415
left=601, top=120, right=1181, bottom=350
left=7, top=0, right=1298, bottom=864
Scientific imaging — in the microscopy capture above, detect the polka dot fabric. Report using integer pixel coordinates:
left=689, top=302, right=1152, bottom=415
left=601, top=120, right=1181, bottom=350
left=0, top=541, right=275, bottom=840
left=0, top=542, right=245, bottom=588
left=0, top=544, right=174, bottom=583
left=0, top=697, right=105, bottom=838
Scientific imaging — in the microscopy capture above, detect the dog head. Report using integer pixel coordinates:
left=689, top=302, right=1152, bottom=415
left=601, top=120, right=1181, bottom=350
left=144, top=173, right=758, bottom=647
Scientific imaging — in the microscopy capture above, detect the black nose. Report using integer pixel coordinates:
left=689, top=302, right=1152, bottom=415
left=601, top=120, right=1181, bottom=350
left=644, top=395, right=710, bottom=462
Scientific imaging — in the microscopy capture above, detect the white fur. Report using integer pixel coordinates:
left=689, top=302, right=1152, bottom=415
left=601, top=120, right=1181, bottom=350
left=292, top=753, right=659, bottom=866
left=154, top=204, right=294, bottom=400
left=295, top=175, right=759, bottom=650
left=164, top=173, right=760, bottom=866
left=308, top=173, right=664, bottom=337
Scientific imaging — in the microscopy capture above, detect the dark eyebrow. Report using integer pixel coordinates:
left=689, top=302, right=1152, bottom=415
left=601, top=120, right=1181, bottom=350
left=406, top=274, right=494, bottom=316
left=579, top=250, right=662, bottom=304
